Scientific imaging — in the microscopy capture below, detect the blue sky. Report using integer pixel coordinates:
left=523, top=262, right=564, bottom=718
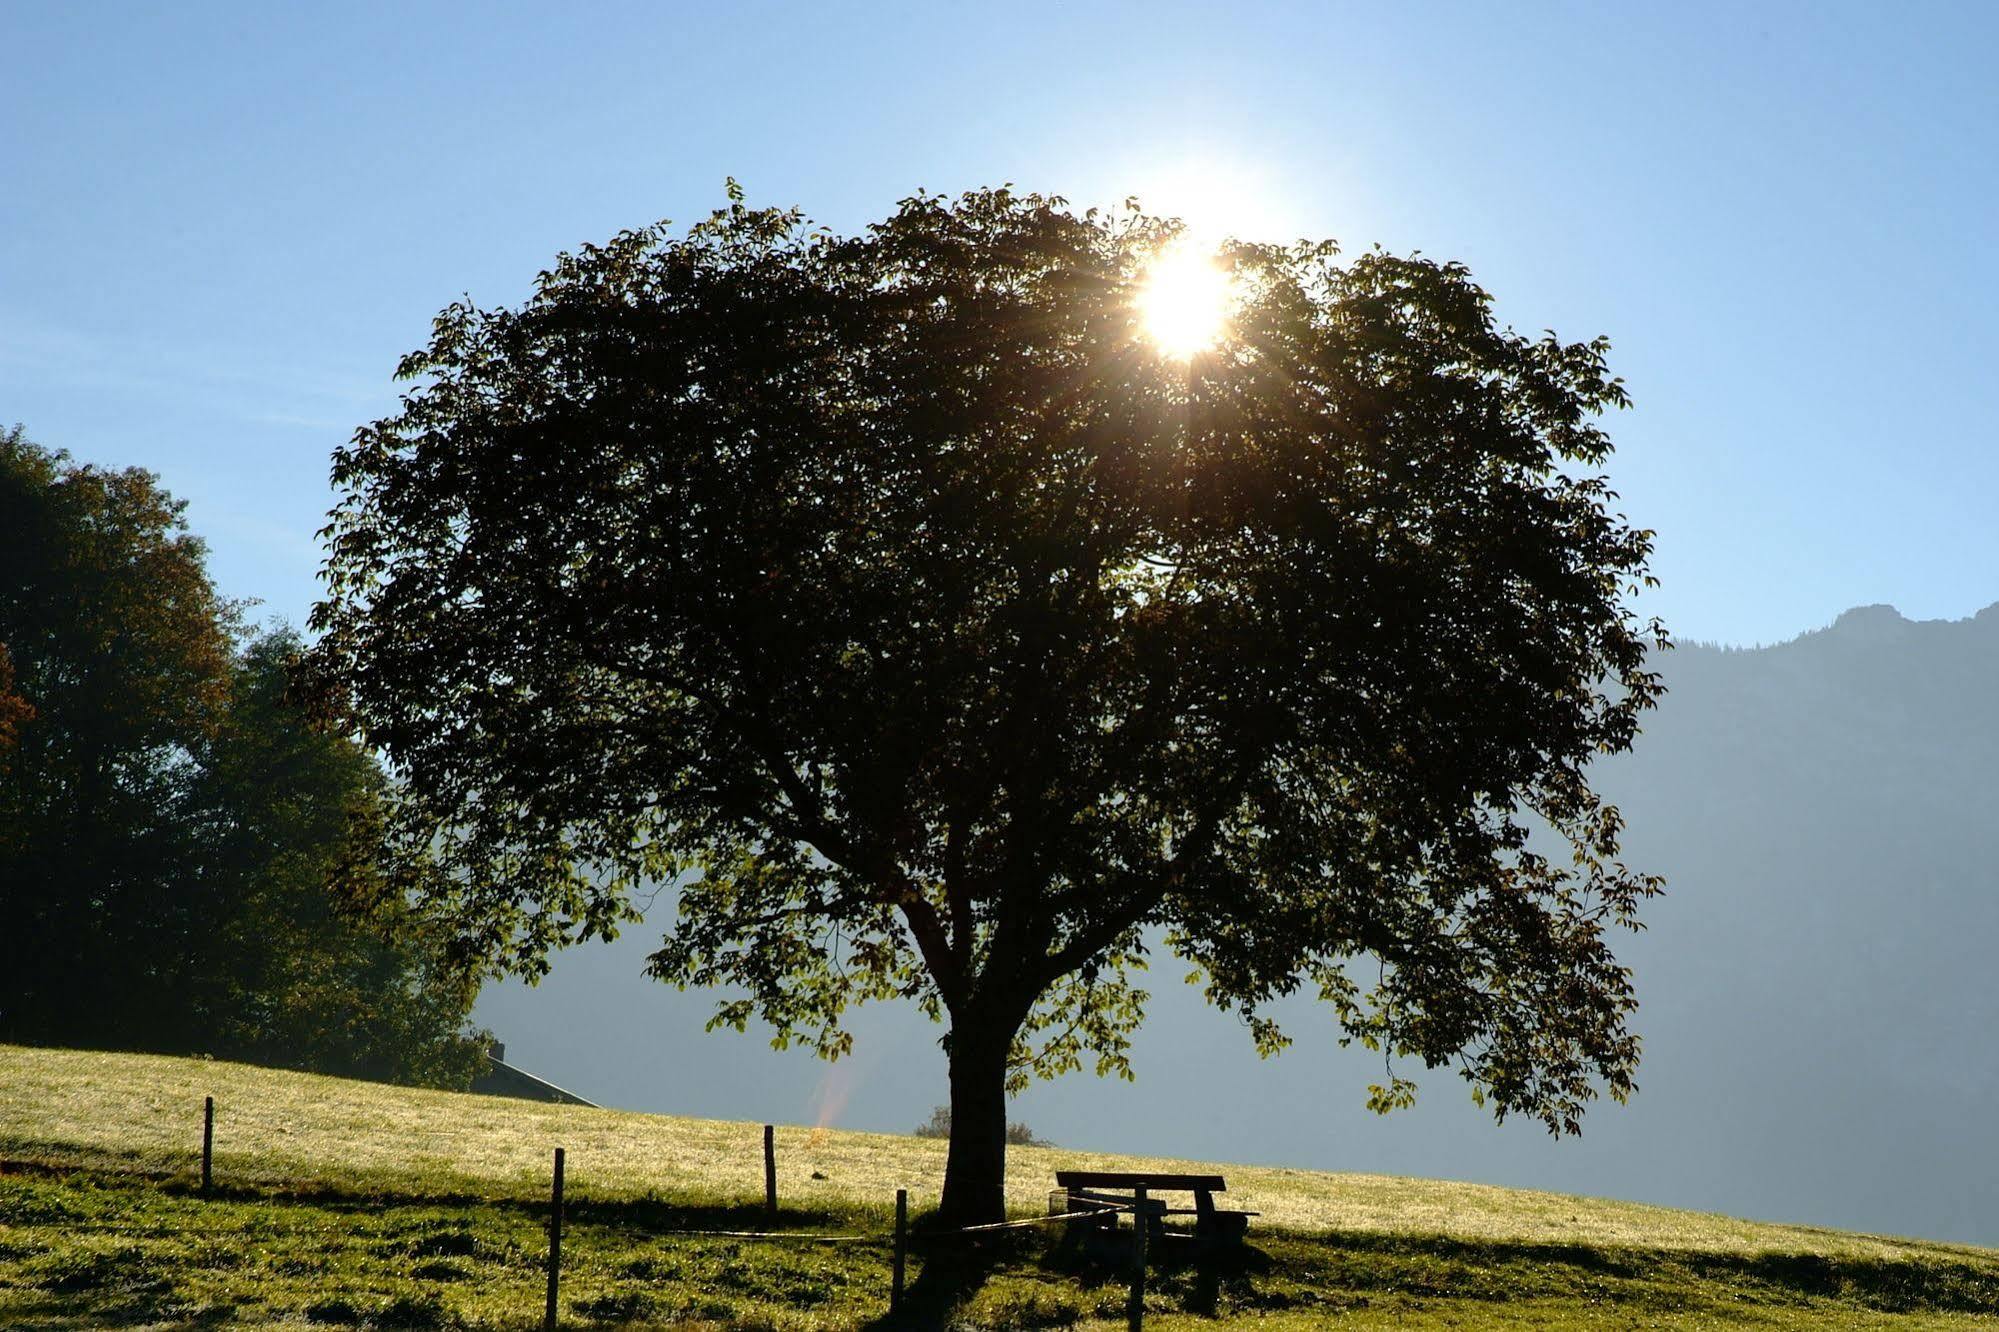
left=4, top=1, right=1996, bottom=646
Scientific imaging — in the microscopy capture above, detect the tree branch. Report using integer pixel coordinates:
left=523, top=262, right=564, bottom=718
left=577, top=640, right=969, bottom=1005
left=899, top=894, right=966, bottom=1013
left=942, top=805, right=975, bottom=974
left=1041, top=789, right=1235, bottom=982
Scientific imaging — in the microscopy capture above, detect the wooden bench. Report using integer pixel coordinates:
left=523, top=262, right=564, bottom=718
left=1051, top=1170, right=1258, bottom=1248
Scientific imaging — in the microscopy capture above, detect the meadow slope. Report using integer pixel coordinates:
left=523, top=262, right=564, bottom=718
left=3, top=1045, right=1996, bottom=1329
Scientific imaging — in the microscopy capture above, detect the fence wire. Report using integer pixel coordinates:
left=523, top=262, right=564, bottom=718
left=9, top=1202, right=1121, bottom=1245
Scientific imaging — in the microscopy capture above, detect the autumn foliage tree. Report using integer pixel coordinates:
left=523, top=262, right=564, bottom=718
left=0, top=644, right=31, bottom=763
left=0, top=644, right=33, bottom=865
left=306, top=189, right=1667, bottom=1223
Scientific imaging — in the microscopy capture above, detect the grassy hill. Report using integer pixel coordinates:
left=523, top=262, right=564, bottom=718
left=3, top=1045, right=1996, bottom=1329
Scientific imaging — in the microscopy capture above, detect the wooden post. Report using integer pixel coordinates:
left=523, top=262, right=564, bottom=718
left=201, top=1096, right=214, bottom=1194
left=1128, top=1188, right=1150, bottom=1329
left=891, top=1188, right=908, bottom=1312
left=763, top=1124, right=777, bottom=1224
left=544, top=1147, right=565, bottom=1331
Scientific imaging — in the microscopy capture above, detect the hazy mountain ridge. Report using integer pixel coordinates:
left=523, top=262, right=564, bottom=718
left=475, top=600, right=1999, bottom=1246
left=1567, top=601, right=1999, bottom=1243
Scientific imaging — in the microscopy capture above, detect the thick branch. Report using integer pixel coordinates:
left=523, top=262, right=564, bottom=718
left=942, top=806, right=975, bottom=974
left=1041, top=793, right=1234, bottom=983
left=900, top=895, right=967, bottom=1014
left=581, top=641, right=969, bottom=1005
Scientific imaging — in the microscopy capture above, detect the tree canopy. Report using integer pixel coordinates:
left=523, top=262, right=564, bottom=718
left=0, top=426, right=485, bottom=1087
left=306, top=189, right=1667, bottom=1221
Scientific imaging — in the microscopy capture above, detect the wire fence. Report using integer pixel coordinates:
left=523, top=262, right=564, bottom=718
left=11, top=1099, right=1179, bottom=1328
left=8, top=1200, right=1117, bottom=1243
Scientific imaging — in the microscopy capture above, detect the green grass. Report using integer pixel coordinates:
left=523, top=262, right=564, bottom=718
left=3, top=1044, right=1996, bottom=1329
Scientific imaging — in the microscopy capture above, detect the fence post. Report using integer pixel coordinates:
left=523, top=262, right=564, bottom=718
left=544, top=1147, right=565, bottom=1332
left=891, top=1188, right=908, bottom=1313
left=201, top=1096, right=214, bottom=1194
left=763, top=1124, right=777, bottom=1224
left=1127, top=1186, right=1147, bottom=1332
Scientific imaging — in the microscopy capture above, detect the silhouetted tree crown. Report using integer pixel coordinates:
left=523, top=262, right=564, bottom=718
left=306, top=188, right=1666, bottom=1222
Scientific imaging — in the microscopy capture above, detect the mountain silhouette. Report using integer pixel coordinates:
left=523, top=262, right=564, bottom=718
left=475, top=601, right=1999, bottom=1245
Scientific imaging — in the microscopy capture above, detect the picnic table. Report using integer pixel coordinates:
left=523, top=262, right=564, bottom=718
left=1051, top=1170, right=1258, bottom=1249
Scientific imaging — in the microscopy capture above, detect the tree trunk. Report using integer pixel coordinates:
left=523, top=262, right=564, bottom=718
left=937, top=1019, right=1013, bottom=1227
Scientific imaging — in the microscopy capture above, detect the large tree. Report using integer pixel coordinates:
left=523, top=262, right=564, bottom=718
left=0, top=424, right=235, bottom=1047
left=307, top=189, right=1667, bottom=1223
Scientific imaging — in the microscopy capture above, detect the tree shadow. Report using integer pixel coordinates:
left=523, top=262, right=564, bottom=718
left=1034, top=1223, right=1274, bottom=1318
left=859, top=1226, right=1026, bottom=1331
left=1169, top=1241, right=1271, bottom=1316
left=10, top=1155, right=855, bottom=1240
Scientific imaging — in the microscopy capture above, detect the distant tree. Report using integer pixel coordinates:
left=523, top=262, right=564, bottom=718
left=0, top=426, right=484, bottom=1085
left=193, top=629, right=488, bottom=1087
left=306, top=189, right=1667, bottom=1223
left=914, top=1106, right=1050, bottom=1148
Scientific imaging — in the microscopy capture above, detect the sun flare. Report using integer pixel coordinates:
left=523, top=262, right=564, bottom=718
left=1138, top=242, right=1233, bottom=358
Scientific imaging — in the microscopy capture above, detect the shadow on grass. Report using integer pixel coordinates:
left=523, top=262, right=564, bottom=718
left=1034, top=1226, right=1275, bottom=1319
left=859, top=1232, right=1010, bottom=1331
left=11, top=1151, right=1999, bottom=1323
left=1266, top=1229, right=1999, bottom=1316
left=3, top=1148, right=854, bottom=1236
left=860, top=1220, right=1279, bottom=1330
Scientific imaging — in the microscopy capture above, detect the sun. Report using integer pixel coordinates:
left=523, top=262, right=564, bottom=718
left=1138, top=241, right=1233, bottom=358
